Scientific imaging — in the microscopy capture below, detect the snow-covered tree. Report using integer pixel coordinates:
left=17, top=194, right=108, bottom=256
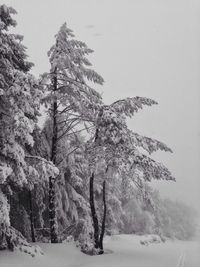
left=87, top=97, right=174, bottom=254
left=0, top=4, right=58, bottom=251
left=41, top=23, right=104, bottom=243
left=148, top=189, right=197, bottom=240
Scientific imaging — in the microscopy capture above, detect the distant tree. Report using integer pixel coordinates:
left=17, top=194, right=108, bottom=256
left=150, top=191, right=198, bottom=240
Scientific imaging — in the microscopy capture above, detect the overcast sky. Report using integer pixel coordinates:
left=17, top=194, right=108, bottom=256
left=4, top=0, right=200, bottom=213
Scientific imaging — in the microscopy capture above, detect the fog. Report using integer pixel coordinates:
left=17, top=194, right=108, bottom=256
left=4, top=0, right=200, bottom=214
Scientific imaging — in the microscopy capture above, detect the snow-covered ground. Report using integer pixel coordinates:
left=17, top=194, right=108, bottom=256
left=0, top=235, right=199, bottom=267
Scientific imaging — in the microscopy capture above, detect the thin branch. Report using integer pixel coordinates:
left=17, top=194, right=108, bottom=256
left=57, top=146, right=80, bottom=166
left=25, top=155, right=53, bottom=166
left=58, top=105, right=73, bottom=115
left=56, top=77, right=94, bottom=96
left=64, top=112, right=95, bottom=123
left=66, top=125, right=94, bottom=137
left=57, top=120, right=81, bottom=141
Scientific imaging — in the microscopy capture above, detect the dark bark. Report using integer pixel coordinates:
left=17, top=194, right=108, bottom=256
left=5, top=235, right=14, bottom=251
left=49, top=71, right=59, bottom=243
left=99, top=180, right=106, bottom=254
left=89, top=172, right=99, bottom=249
left=29, top=190, right=35, bottom=243
left=51, top=103, right=58, bottom=163
left=49, top=176, right=58, bottom=243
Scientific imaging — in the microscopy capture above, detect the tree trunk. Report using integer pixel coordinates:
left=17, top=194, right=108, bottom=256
left=29, top=190, right=35, bottom=243
left=49, top=71, right=59, bottom=243
left=89, top=172, right=99, bottom=249
left=49, top=176, right=58, bottom=243
left=99, top=180, right=106, bottom=254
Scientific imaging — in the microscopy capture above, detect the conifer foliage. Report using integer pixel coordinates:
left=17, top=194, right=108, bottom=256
left=41, top=22, right=103, bottom=243
left=0, top=5, right=57, bottom=252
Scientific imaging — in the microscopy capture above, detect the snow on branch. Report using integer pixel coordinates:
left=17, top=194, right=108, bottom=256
left=0, top=163, right=12, bottom=184
left=25, top=155, right=59, bottom=178
left=130, top=131, right=173, bottom=154
left=132, top=153, right=175, bottom=182
left=25, top=155, right=52, bottom=165
left=111, top=97, right=158, bottom=117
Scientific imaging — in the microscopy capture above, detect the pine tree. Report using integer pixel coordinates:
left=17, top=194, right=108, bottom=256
left=41, top=117, right=94, bottom=248
left=41, top=22, right=103, bottom=243
left=0, top=5, right=57, bottom=251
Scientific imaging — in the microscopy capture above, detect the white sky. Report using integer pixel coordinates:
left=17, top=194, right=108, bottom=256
left=3, top=0, right=200, bottom=212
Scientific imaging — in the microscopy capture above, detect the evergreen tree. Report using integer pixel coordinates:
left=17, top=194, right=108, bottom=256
left=0, top=4, right=57, bottom=251
left=41, top=22, right=103, bottom=243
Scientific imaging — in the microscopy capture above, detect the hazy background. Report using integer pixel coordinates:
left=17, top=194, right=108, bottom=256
left=3, top=0, right=200, bottom=214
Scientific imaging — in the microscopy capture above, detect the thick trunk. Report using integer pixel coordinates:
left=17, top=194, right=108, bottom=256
left=99, top=180, right=106, bottom=254
left=49, top=71, right=59, bottom=243
left=89, top=172, right=99, bottom=249
left=29, top=190, right=35, bottom=243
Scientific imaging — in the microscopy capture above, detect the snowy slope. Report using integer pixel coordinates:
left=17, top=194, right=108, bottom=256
left=0, top=235, right=199, bottom=267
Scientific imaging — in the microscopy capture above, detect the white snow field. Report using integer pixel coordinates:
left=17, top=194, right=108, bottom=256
left=0, top=235, right=199, bottom=267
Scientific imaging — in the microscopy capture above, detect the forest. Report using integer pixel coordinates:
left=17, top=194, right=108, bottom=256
left=0, top=4, right=197, bottom=258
